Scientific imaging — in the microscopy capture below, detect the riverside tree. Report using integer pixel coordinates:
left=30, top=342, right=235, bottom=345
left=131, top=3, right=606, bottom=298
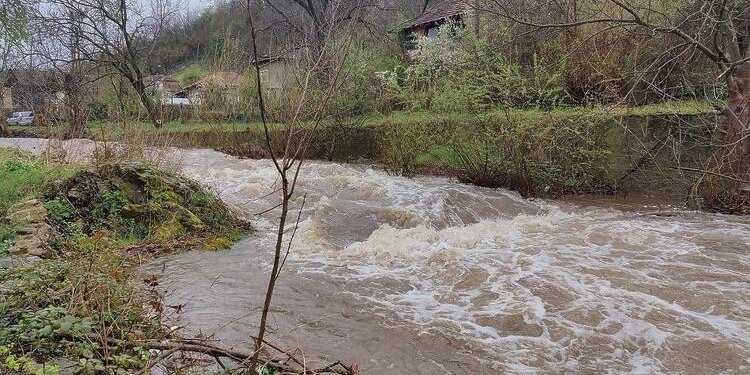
left=487, top=0, right=750, bottom=193
left=0, top=0, right=34, bottom=136
left=252, top=0, right=404, bottom=80
left=243, top=1, right=362, bottom=372
left=38, top=0, right=182, bottom=129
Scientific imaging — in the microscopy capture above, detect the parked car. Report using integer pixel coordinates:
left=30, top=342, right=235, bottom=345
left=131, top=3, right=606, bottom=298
left=6, top=111, right=34, bottom=125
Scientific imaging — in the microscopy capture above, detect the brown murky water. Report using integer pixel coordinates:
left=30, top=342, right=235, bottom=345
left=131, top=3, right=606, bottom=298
left=2, top=139, right=749, bottom=374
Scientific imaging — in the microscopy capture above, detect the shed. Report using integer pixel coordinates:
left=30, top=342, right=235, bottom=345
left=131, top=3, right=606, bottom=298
left=402, top=0, right=472, bottom=59
left=253, top=53, right=297, bottom=91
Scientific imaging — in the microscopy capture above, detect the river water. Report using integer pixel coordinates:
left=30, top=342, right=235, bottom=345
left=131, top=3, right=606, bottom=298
left=2, top=139, right=749, bottom=374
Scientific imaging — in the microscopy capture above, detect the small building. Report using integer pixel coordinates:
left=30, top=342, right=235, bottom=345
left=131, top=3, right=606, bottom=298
left=401, top=0, right=472, bottom=60
left=145, top=74, right=187, bottom=107
left=144, top=75, right=182, bottom=98
left=176, top=71, right=247, bottom=107
left=2, top=69, right=62, bottom=112
left=254, top=54, right=296, bottom=92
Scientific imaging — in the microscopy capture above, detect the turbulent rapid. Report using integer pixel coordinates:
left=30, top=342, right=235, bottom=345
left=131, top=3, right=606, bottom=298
left=2, top=139, right=749, bottom=374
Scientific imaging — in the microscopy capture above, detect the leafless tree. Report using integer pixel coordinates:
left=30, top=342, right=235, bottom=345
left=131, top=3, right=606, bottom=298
left=487, top=0, right=750, bottom=190
left=0, top=0, right=34, bottom=136
left=38, top=0, right=183, bottom=128
left=254, top=1, right=405, bottom=75
left=0, top=41, right=16, bottom=137
left=24, top=7, right=98, bottom=137
left=243, top=0, right=361, bottom=372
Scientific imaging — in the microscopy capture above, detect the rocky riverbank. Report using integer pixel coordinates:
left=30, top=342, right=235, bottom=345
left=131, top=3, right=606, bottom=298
left=0, top=149, right=250, bottom=374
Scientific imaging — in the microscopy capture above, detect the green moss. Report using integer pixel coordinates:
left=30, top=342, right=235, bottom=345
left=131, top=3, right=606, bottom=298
left=151, top=215, right=184, bottom=240
left=178, top=207, right=205, bottom=231
left=203, top=237, right=233, bottom=251
left=47, top=161, right=246, bottom=250
left=158, top=190, right=183, bottom=203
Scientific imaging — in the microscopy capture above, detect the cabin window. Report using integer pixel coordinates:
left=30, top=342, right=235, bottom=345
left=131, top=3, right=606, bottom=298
left=427, top=26, right=439, bottom=39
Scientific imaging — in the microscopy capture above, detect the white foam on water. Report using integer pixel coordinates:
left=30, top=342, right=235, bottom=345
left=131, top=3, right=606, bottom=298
left=172, top=150, right=750, bottom=373
left=285, top=203, right=750, bottom=373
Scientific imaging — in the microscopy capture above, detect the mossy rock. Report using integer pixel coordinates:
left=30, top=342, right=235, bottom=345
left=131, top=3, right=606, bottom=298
left=48, top=162, right=242, bottom=243
left=203, top=237, right=234, bottom=251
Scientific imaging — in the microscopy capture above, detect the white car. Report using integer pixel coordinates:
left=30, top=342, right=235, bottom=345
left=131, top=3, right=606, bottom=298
left=7, top=111, right=34, bottom=125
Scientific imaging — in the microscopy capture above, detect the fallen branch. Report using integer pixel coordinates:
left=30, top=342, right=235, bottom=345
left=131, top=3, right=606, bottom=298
left=81, top=333, right=358, bottom=375
left=668, top=165, right=748, bottom=183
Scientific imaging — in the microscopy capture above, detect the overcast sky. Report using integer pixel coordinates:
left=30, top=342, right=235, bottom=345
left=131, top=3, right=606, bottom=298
left=186, top=0, right=213, bottom=12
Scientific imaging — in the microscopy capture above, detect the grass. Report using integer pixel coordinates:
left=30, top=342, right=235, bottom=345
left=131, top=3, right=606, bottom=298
left=86, top=120, right=276, bottom=141
left=9, top=119, right=281, bottom=141
left=0, top=148, right=77, bottom=258
left=620, top=99, right=718, bottom=116
left=11, top=99, right=720, bottom=140
left=175, top=64, right=209, bottom=87
left=0, top=149, right=77, bottom=215
left=359, top=98, right=718, bottom=126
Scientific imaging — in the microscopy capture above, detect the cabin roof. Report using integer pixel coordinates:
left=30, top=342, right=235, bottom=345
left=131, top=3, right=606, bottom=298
left=143, top=74, right=181, bottom=93
left=408, top=0, right=471, bottom=27
left=183, top=71, right=246, bottom=91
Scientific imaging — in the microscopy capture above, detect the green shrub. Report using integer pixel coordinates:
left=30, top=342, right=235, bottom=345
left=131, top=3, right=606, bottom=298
left=379, top=111, right=612, bottom=195
left=377, top=118, right=451, bottom=176
left=378, top=18, right=570, bottom=114
left=43, top=199, right=74, bottom=223
left=0, top=258, right=157, bottom=374
left=442, top=119, right=516, bottom=188
left=176, top=65, right=207, bottom=87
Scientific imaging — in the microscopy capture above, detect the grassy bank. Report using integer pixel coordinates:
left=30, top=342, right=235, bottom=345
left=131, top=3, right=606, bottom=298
left=0, top=149, right=248, bottom=374
left=8, top=99, right=716, bottom=138
left=4, top=99, right=723, bottom=199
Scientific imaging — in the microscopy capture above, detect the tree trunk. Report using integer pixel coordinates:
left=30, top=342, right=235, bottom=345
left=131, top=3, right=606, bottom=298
left=63, top=71, right=87, bottom=138
left=133, top=79, right=162, bottom=128
left=1, top=119, right=11, bottom=137
left=67, top=105, right=86, bottom=138
left=724, top=67, right=750, bottom=182
left=0, top=89, right=10, bottom=137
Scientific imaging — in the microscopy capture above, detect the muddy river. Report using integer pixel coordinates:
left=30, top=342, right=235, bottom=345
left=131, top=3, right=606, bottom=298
left=2, top=138, right=748, bottom=374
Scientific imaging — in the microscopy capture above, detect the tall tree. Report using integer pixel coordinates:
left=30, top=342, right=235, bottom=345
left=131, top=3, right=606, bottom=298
left=256, top=0, right=396, bottom=67
left=39, top=0, right=182, bottom=128
left=489, top=0, right=750, bottom=189
left=0, top=0, right=33, bottom=136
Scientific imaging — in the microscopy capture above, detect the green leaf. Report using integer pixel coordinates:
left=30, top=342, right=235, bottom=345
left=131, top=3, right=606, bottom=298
left=58, top=321, right=73, bottom=333
left=39, top=325, right=53, bottom=337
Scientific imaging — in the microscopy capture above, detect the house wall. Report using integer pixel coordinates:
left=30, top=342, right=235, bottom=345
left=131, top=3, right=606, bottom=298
left=410, top=26, right=428, bottom=38
left=262, top=60, right=294, bottom=91
left=10, top=83, right=56, bottom=112
left=187, top=85, right=244, bottom=108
